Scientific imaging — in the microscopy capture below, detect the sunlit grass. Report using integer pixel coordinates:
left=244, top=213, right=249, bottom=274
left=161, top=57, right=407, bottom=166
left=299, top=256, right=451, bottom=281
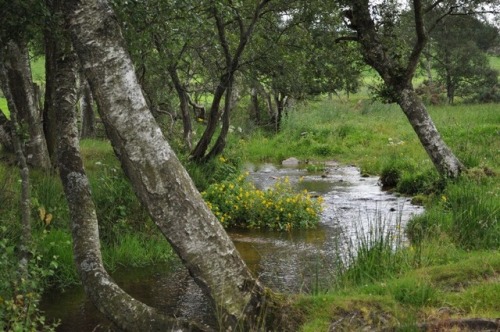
left=0, top=97, right=8, bottom=117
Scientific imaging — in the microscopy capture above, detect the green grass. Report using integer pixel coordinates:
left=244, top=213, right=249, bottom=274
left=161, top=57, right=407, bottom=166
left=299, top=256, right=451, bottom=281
left=298, top=251, right=500, bottom=331
left=30, top=55, right=45, bottom=84
left=0, top=98, right=8, bottom=117
left=235, top=94, right=500, bottom=330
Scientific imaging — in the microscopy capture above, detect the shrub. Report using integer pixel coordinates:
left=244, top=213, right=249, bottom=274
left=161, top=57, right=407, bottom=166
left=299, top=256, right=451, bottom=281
left=185, top=155, right=240, bottom=191
left=396, top=170, right=442, bottom=195
left=202, top=174, right=323, bottom=231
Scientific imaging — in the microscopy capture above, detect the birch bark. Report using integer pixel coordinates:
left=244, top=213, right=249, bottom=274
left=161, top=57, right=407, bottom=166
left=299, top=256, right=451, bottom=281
left=345, top=0, right=465, bottom=178
left=63, top=0, right=282, bottom=329
left=54, top=44, right=205, bottom=331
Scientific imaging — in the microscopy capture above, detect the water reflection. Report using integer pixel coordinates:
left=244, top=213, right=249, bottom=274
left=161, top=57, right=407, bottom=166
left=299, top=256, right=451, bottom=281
left=41, top=162, right=424, bottom=330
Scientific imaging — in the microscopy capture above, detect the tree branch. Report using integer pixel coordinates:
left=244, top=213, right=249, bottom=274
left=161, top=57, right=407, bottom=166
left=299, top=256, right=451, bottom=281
left=405, top=0, right=427, bottom=82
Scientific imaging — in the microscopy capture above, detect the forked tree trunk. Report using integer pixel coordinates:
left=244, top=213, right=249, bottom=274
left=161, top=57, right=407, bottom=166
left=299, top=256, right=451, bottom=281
left=54, top=44, right=205, bottom=331
left=4, top=40, right=51, bottom=170
left=204, top=77, right=233, bottom=161
left=63, top=0, right=285, bottom=330
left=190, top=77, right=227, bottom=161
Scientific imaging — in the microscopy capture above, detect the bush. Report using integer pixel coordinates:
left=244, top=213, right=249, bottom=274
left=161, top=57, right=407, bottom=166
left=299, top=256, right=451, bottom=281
left=202, top=174, right=323, bottom=231
left=185, top=155, right=240, bottom=191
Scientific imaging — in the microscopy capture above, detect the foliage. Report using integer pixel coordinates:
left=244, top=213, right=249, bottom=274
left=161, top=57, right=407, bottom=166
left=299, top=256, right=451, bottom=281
left=0, top=230, right=59, bottom=331
left=407, top=177, right=499, bottom=251
left=102, top=233, right=175, bottom=270
left=35, top=230, right=77, bottom=288
left=334, top=215, right=412, bottom=288
left=184, top=154, right=240, bottom=191
left=202, top=173, right=322, bottom=231
left=429, top=15, right=500, bottom=104
left=89, top=161, right=150, bottom=245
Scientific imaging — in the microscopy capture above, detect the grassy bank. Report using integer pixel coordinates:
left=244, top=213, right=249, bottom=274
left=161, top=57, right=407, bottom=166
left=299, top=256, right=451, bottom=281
left=233, top=97, right=499, bottom=330
left=1, top=90, right=498, bottom=329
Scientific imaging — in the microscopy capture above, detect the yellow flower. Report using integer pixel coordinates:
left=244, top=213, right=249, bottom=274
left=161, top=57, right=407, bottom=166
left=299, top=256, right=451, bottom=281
left=219, top=156, right=226, bottom=163
left=441, top=195, right=447, bottom=202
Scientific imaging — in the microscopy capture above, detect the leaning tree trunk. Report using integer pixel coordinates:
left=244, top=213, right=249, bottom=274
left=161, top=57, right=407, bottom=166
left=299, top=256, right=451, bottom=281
left=53, top=41, right=205, bottom=331
left=4, top=40, right=51, bottom=170
left=63, top=0, right=286, bottom=330
left=396, top=87, right=464, bottom=177
left=346, top=0, right=465, bottom=179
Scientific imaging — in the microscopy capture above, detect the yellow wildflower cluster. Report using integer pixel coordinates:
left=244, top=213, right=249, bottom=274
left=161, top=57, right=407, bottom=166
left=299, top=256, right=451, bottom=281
left=202, top=174, right=323, bottom=231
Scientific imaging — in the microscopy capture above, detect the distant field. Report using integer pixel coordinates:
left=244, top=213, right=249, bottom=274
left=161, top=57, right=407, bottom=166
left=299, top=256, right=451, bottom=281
left=0, top=97, right=8, bottom=117
left=0, top=56, right=44, bottom=117
left=31, top=55, right=45, bottom=84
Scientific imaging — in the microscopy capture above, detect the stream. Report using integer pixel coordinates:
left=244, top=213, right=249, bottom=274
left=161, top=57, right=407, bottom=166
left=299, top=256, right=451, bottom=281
left=40, top=162, right=424, bottom=331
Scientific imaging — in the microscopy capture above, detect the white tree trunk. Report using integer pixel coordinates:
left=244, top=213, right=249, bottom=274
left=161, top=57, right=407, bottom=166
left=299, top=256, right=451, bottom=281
left=63, top=0, right=282, bottom=329
left=54, top=43, right=205, bottom=331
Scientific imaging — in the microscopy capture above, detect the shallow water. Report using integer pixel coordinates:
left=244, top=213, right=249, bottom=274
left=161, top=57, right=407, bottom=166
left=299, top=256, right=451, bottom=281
left=40, top=162, right=424, bottom=330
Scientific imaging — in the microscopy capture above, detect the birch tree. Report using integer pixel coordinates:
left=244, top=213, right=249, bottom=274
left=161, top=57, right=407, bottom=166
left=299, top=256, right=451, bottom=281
left=62, top=0, right=290, bottom=329
left=339, top=0, right=479, bottom=178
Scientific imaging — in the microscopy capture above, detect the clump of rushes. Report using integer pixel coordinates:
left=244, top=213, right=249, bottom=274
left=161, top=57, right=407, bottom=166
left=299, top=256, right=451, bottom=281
left=202, top=174, right=323, bottom=231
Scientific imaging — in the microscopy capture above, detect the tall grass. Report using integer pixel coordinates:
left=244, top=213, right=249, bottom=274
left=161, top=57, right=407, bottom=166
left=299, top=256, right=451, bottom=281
left=333, top=211, right=414, bottom=289
left=446, top=179, right=499, bottom=249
